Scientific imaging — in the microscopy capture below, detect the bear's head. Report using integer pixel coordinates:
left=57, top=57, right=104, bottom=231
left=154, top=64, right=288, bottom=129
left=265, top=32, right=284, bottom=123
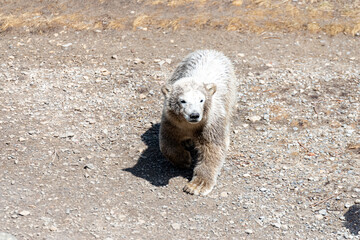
left=161, top=77, right=216, bottom=124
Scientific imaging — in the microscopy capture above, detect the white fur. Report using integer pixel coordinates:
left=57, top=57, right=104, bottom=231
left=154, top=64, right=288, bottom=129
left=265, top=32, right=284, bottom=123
left=179, top=89, right=205, bottom=123
left=169, top=50, right=236, bottom=126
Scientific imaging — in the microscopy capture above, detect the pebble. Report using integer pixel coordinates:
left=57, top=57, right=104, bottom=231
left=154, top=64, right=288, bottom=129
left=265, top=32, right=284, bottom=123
left=0, top=232, right=17, bottom=240
left=318, top=209, right=327, bottom=216
left=344, top=203, right=352, bottom=208
left=61, top=43, right=72, bottom=49
left=84, top=163, right=95, bottom=170
left=259, top=187, right=267, bottom=192
left=171, top=223, right=181, bottom=230
left=245, top=229, right=253, bottom=234
left=355, top=199, right=360, bottom=204
left=315, top=214, right=324, bottom=220
left=243, top=173, right=251, bottom=178
left=220, top=192, right=228, bottom=198
left=281, top=224, right=289, bottom=230
left=18, top=210, right=30, bottom=216
left=248, top=115, right=261, bottom=123
left=66, top=132, right=75, bottom=138
left=86, top=119, right=96, bottom=124
left=100, top=68, right=111, bottom=76
left=272, top=222, right=282, bottom=229
left=28, top=130, right=36, bottom=135
left=49, top=226, right=57, bottom=231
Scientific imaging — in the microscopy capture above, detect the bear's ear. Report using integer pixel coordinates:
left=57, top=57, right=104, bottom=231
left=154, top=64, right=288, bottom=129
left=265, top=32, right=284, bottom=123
left=205, top=83, right=217, bottom=96
left=161, top=84, right=171, bottom=97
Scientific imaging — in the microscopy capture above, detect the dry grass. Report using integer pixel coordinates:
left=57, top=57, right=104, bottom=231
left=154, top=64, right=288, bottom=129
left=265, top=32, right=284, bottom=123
left=1, top=0, right=360, bottom=36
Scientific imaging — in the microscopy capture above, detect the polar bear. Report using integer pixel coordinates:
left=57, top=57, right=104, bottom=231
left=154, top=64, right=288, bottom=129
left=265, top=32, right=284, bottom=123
left=159, top=50, right=236, bottom=196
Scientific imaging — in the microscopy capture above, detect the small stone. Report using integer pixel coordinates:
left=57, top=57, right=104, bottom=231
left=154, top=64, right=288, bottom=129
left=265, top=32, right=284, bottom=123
left=220, top=192, right=228, bottom=198
left=84, top=163, right=95, bottom=170
left=100, top=68, right=111, bottom=76
left=171, top=223, right=181, bottom=230
left=355, top=199, right=360, bottom=204
left=66, top=132, right=75, bottom=138
left=111, top=55, right=118, bottom=59
left=259, top=187, right=267, bottom=192
left=28, top=130, right=36, bottom=135
left=19, top=210, right=30, bottom=216
left=245, top=229, right=253, bottom=234
left=0, top=232, right=18, bottom=240
left=315, top=214, right=324, bottom=220
left=18, top=137, right=26, bottom=142
left=139, top=94, right=146, bottom=99
left=243, top=173, right=251, bottom=178
left=248, top=115, right=261, bottom=123
left=281, top=224, right=289, bottom=230
left=344, top=202, right=352, bottom=208
left=319, top=209, right=327, bottom=215
left=87, top=119, right=96, bottom=124
left=61, top=43, right=72, bottom=49
left=49, top=226, right=57, bottom=231
left=272, top=222, right=281, bottom=228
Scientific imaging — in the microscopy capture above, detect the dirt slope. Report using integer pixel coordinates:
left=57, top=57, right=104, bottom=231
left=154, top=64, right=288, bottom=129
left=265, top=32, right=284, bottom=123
left=0, top=1, right=360, bottom=240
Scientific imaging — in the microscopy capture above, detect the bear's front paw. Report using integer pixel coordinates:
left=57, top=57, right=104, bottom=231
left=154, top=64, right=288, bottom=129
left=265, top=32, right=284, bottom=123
left=183, top=176, right=215, bottom=196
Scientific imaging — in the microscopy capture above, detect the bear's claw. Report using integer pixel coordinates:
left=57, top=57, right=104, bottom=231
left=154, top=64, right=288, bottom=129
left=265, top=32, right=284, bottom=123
left=183, top=176, right=214, bottom=196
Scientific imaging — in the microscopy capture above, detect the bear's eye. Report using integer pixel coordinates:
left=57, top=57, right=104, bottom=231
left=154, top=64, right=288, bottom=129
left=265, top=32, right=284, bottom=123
left=180, top=100, right=186, bottom=104
left=200, top=99, right=204, bottom=103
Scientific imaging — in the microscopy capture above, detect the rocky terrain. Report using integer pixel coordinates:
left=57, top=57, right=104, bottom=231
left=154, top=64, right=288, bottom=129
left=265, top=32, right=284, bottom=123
left=0, top=1, right=359, bottom=240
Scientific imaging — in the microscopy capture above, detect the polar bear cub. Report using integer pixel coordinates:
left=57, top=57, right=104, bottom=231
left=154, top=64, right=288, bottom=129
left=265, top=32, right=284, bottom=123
left=159, top=50, right=236, bottom=196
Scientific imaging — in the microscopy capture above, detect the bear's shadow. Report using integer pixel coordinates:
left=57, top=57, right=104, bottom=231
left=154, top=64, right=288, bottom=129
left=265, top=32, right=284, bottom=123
left=344, top=204, right=360, bottom=235
left=123, top=123, right=193, bottom=186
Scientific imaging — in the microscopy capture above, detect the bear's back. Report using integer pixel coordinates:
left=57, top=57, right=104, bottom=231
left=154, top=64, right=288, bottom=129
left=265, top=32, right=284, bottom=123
left=169, top=50, right=234, bottom=95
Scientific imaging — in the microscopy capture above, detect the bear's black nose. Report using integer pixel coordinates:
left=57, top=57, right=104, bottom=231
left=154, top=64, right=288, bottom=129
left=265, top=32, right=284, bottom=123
left=190, top=113, right=200, bottom=120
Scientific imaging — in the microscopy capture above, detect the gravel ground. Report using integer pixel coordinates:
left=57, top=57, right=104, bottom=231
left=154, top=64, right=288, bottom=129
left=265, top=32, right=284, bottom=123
left=0, top=29, right=359, bottom=240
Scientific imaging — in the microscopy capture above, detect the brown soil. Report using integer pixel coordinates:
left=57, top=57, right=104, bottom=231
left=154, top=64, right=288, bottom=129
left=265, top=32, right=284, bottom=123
left=0, top=1, right=359, bottom=240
